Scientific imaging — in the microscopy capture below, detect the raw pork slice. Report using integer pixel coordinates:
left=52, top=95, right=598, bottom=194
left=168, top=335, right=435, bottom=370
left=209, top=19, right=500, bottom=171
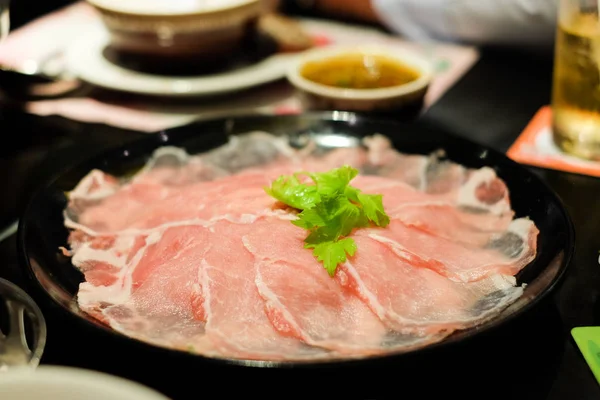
left=242, top=217, right=393, bottom=355
left=363, top=135, right=469, bottom=195
left=70, top=169, right=279, bottom=232
left=72, top=226, right=211, bottom=353
left=388, top=203, right=514, bottom=247
left=352, top=174, right=516, bottom=248
left=353, top=170, right=513, bottom=217
left=361, top=217, right=538, bottom=282
left=191, top=221, right=315, bottom=360
left=337, top=235, right=523, bottom=334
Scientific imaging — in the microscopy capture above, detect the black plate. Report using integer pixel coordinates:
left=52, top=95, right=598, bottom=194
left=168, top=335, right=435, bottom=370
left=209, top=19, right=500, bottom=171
left=17, top=112, right=574, bottom=376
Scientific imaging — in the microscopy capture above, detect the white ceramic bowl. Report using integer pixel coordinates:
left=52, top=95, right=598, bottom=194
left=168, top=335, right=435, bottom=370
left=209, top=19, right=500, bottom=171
left=287, top=44, right=434, bottom=115
left=0, top=366, right=170, bottom=400
left=85, top=0, right=264, bottom=62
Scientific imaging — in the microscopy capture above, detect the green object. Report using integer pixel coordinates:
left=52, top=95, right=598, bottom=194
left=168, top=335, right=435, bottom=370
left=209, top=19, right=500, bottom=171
left=436, top=59, right=451, bottom=73
left=571, top=327, right=600, bottom=384
left=264, top=165, right=390, bottom=276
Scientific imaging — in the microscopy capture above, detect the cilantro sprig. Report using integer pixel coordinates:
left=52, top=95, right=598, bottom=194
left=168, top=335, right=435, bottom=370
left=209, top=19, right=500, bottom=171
left=264, top=165, right=390, bottom=276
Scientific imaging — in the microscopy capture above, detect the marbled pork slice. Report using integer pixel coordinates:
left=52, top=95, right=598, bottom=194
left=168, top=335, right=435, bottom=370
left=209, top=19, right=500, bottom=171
left=72, top=226, right=210, bottom=353
left=72, top=171, right=277, bottom=232
left=192, top=220, right=316, bottom=360
left=388, top=203, right=514, bottom=247
left=360, top=218, right=538, bottom=283
left=242, top=217, right=393, bottom=355
left=336, top=235, right=524, bottom=335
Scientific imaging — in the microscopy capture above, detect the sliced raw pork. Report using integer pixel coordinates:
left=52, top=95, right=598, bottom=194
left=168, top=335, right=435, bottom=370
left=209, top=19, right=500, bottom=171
left=62, top=131, right=539, bottom=362
left=337, top=235, right=523, bottom=334
left=242, top=217, right=392, bottom=355
left=361, top=217, right=538, bottom=283
left=72, top=226, right=210, bottom=353
left=191, top=221, right=313, bottom=360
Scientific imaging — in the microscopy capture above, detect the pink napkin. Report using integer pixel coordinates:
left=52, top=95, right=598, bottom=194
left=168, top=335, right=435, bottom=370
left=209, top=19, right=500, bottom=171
left=0, top=2, right=480, bottom=132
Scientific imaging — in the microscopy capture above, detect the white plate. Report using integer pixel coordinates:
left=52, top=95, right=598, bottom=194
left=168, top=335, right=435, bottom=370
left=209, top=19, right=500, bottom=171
left=63, top=25, right=300, bottom=97
left=0, top=366, right=169, bottom=400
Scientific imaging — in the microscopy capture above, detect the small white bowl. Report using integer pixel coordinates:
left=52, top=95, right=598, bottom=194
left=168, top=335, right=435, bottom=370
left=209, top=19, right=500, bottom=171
left=286, top=44, right=434, bottom=116
left=0, top=366, right=170, bottom=400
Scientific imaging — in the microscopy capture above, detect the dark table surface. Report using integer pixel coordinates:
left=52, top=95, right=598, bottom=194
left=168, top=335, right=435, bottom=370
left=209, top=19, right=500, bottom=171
left=1, top=6, right=599, bottom=400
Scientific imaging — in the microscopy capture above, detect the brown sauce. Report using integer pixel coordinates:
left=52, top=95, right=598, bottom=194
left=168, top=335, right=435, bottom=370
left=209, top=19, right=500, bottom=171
left=300, top=53, right=420, bottom=89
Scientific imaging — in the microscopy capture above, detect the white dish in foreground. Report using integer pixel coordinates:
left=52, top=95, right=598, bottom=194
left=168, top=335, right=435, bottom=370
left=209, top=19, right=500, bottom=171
left=63, top=25, right=300, bottom=97
left=0, top=366, right=169, bottom=400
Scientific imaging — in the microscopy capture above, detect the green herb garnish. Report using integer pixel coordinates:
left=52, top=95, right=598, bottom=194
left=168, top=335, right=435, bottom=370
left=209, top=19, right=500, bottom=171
left=264, top=165, right=390, bottom=276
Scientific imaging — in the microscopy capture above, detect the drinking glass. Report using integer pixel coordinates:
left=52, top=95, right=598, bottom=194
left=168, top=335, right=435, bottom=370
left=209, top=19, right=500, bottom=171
left=552, top=0, right=600, bottom=160
left=0, top=0, right=8, bottom=41
left=0, top=277, right=47, bottom=371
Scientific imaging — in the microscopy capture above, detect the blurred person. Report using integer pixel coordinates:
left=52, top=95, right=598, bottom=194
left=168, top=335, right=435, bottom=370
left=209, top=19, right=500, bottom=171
left=282, top=0, right=558, bottom=48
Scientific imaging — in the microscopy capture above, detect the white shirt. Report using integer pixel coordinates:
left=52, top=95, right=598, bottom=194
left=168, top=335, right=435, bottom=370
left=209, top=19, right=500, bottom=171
left=372, top=0, right=558, bottom=47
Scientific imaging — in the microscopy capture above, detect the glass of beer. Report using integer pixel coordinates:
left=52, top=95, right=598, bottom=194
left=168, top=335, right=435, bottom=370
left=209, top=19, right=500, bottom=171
left=552, top=0, right=600, bottom=160
left=0, top=0, right=8, bottom=41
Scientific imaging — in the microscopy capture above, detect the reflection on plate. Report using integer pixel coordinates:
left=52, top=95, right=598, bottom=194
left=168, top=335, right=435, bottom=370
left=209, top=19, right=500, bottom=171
left=63, top=25, right=301, bottom=97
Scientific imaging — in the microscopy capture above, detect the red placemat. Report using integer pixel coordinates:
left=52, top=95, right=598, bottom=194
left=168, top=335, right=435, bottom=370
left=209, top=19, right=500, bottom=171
left=507, top=106, right=600, bottom=178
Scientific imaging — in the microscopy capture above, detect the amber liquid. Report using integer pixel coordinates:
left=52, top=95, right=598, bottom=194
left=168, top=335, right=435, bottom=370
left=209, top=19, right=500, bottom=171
left=300, top=53, right=420, bottom=89
left=552, top=13, right=600, bottom=160
left=0, top=7, right=8, bottom=41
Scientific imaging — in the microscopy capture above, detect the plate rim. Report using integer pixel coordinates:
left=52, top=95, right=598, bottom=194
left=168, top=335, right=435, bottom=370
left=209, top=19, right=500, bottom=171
left=63, top=25, right=300, bottom=97
left=16, top=111, right=576, bottom=367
